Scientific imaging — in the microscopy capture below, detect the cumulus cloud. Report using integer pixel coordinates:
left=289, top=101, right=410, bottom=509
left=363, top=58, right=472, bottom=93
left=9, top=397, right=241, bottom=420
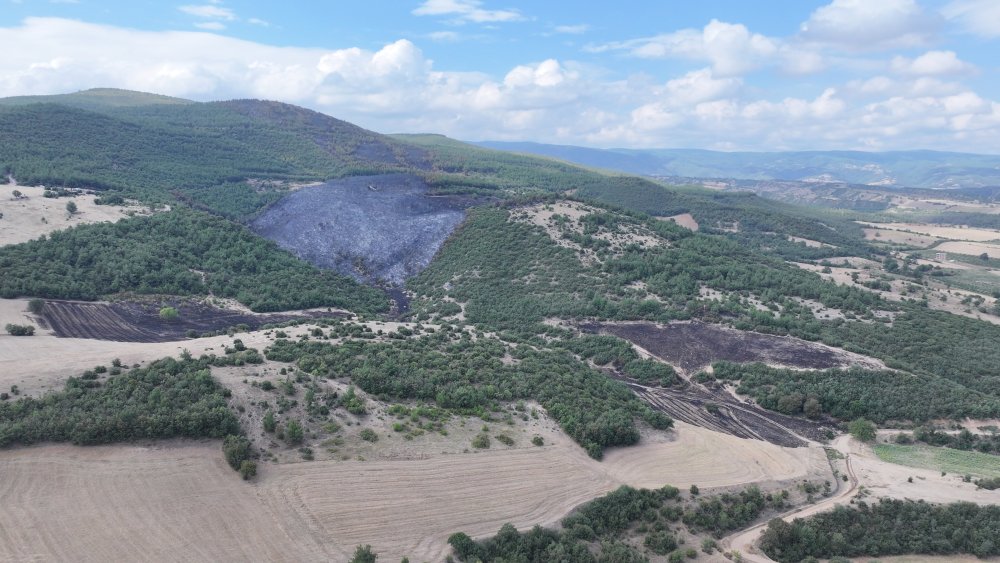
left=588, top=19, right=779, bottom=77
left=890, top=50, right=975, bottom=76
left=799, top=0, right=938, bottom=50
left=412, top=0, right=524, bottom=24
left=943, top=0, right=1000, bottom=38
left=1, top=17, right=999, bottom=152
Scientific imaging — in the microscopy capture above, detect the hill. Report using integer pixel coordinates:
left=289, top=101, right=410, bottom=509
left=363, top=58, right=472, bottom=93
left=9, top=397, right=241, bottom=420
left=476, top=141, right=1000, bottom=189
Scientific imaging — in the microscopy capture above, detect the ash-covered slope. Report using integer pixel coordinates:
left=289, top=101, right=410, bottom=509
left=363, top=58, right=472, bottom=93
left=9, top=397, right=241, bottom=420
left=251, top=174, right=473, bottom=285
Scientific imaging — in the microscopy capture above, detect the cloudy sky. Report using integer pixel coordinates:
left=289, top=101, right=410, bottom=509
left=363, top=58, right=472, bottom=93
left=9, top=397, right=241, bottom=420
left=3, top=0, right=999, bottom=152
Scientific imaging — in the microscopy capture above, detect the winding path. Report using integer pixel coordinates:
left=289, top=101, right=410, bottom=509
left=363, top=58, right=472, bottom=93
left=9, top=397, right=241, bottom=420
left=722, top=435, right=859, bottom=562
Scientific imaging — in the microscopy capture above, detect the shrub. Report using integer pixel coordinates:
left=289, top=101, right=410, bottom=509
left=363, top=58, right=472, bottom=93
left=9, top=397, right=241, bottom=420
left=531, top=435, right=544, bottom=446
left=4, top=324, right=34, bottom=336
left=644, top=530, right=678, bottom=555
left=848, top=418, right=877, bottom=442
left=222, top=435, right=252, bottom=470
left=65, top=200, right=77, bottom=214
left=689, top=484, right=700, bottom=496
left=349, top=544, right=377, bottom=563
left=159, top=306, right=179, bottom=321
left=285, top=420, right=304, bottom=445
left=359, top=428, right=378, bottom=442
left=472, top=433, right=491, bottom=449
left=495, top=434, right=515, bottom=446
left=263, top=411, right=276, bottom=433
left=239, top=460, right=257, bottom=480
left=27, top=299, right=44, bottom=314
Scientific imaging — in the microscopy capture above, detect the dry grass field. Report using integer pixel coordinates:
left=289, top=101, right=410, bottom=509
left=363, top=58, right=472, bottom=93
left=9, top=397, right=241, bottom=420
left=0, top=184, right=151, bottom=246
left=0, top=421, right=823, bottom=562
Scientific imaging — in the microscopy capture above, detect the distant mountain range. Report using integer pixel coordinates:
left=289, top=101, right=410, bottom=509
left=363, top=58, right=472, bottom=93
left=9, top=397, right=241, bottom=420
left=474, top=141, right=1000, bottom=190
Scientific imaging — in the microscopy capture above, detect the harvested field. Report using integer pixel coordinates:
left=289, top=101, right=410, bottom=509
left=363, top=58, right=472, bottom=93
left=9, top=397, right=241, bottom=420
left=251, top=174, right=479, bottom=285
left=936, top=240, right=1000, bottom=258
left=662, top=213, right=699, bottom=231
left=0, top=422, right=822, bottom=563
left=0, top=443, right=330, bottom=562
left=37, top=299, right=339, bottom=342
left=0, top=184, right=150, bottom=247
left=787, top=235, right=832, bottom=248
left=584, top=320, right=885, bottom=374
left=863, top=227, right=942, bottom=247
left=867, top=222, right=1000, bottom=242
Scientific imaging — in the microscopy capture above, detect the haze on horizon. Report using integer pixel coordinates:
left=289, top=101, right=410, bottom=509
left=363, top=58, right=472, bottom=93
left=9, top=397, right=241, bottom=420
left=2, top=0, right=999, bottom=153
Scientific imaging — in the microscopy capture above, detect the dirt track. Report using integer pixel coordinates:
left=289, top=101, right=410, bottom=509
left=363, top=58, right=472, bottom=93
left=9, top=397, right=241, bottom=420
left=0, top=422, right=821, bottom=562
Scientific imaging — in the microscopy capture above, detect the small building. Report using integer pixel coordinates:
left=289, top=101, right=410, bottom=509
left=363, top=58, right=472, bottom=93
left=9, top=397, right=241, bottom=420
left=935, top=252, right=947, bottom=262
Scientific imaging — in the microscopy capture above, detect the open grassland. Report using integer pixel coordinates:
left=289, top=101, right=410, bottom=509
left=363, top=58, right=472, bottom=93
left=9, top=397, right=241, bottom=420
left=0, top=184, right=150, bottom=246
left=873, top=443, right=1000, bottom=479
left=0, top=422, right=819, bottom=562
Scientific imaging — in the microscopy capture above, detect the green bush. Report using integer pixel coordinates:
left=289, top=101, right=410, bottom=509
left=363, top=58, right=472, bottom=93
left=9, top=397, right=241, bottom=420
left=4, top=324, right=34, bottom=336
left=285, top=420, right=304, bottom=445
left=359, top=428, right=378, bottom=442
left=472, top=433, right=490, bottom=449
left=644, top=530, right=677, bottom=555
left=239, top=460, right=257, bottom=480
left=222, top=435, right=252, bottom=470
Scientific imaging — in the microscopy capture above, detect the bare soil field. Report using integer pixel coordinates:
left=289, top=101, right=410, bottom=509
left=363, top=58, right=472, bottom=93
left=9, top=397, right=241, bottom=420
left=863, top=227, right=943, bottom=247
left=38, top=299, right=341, bottom=342
left=787, top=235, right=833, bottom=248
left=661, top=213, right=699, bottom=231
left=0, top=184, right=150, bottom=246
left=0, top=421, right=822, bottom=562
left=936, top=240, right=1000, bottom=258
left=584, top=320, right=885, bottom=374
left=866, top=222, right=1000, bottom=242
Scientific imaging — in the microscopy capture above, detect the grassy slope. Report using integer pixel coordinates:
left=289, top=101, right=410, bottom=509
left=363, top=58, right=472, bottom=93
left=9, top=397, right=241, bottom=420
left=874, top=443, right=1000, bottom=478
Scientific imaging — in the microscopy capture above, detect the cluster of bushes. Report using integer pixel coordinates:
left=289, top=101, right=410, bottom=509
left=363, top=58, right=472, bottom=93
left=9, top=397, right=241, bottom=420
left=760, top=499, right=1000, bottom=562
left=265, top=328, right=671, bottom=458
left=4, top=323, right=34, bottom=336
left=0, top=356, right=238, bottom=447
left=895, top=426, right=1000, bottom=455
left=448, top=484, right=782, bottom=562
left=705, top=362, right=1000, bottom=424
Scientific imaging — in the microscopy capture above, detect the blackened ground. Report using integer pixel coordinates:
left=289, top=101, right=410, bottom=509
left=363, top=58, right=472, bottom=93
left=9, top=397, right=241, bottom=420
left=251, top=174, right=477, bottom=286
left=37, top=299, right=340, bottom=342
left=583, top=320, right=877, bottom=374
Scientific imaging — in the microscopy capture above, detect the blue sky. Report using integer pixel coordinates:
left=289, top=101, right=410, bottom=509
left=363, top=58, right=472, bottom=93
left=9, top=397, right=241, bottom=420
left=2, top=0, right=1000, bottom=151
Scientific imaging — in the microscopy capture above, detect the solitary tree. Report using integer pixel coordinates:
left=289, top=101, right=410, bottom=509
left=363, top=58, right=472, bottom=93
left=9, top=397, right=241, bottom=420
left=159, top=306, right=179, bottom=321
left=849, top=418, right=877, bottom=442
left=65, top=200, right=78, bottom=214
left=11, top=189, right=23, bottom=199
left=349, top=545, right=377, bottom=563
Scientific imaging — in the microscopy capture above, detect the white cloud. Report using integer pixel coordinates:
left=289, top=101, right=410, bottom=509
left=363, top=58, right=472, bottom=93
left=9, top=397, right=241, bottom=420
left=553, top=24, right=589, bottom=35
left=178, top=4, right=236, bottom=21
left=943, top=0, right=1000, bottom=38
left=247, top=18, right=269, bottom=27
left=1, top=17, right=999, bottom=152
left=589, top=19, right=778, bottom=77
left=194, top=22, right=226, bottom=30
left=412, top=0, right=523, bottom=24
left=799, top=0, right=938, bottom=50
left=427, top=30, right=461, bottom=42
left=890, top=50, right=974, bottom=76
